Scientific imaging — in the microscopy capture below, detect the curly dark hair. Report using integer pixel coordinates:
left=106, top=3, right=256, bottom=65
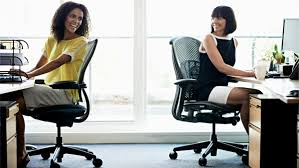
left=211, top=6, right=237, bottom=35
left=51, top=1, right=90, bottom=42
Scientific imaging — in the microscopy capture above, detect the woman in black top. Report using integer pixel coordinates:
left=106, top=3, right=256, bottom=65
left=199, top=6, right=260, bottom=134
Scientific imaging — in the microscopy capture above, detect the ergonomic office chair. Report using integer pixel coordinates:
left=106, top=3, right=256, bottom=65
left=168, top=36, right=248, bottom=166
left=26, top=39, right=102, bottom=168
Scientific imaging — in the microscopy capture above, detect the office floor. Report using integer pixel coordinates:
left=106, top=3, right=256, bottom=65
left=27, top=144, right=249, bottom=168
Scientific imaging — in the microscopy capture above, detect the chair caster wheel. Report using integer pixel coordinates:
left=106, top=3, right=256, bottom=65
left=198, top=157, right=207, bottom=166
left=232, top=120, right=237, bottom=126
left=50, top=160, right=60, bottom=168
left=242, top=155, right=248, bottom=165
left=194, top=148, right=202, bottom=154
left=93, top=158, right=103, bottom=167
left=41, top=152, right=50, bottom=160
left=169, top=151, right=178, bottom=160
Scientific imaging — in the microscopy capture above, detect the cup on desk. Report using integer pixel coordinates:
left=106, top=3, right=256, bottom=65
left=254, top=65, right=267, bottom=80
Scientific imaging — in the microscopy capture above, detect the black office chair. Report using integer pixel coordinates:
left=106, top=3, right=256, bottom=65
left=168, top=36, right=248, bottom=166
left=26, top=39, right=102, bottom=168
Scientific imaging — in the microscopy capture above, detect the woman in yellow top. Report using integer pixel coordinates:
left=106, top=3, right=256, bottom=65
left=9, top=2, right=91, bottom=167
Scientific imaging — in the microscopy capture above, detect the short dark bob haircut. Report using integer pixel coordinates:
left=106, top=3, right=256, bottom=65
left=211, top=6, right=237, bottom=35
left=51, top=1, right=90, bottom=42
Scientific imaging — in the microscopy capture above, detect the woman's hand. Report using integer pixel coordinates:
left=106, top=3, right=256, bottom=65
left=248, top=70, right=256, bottom=77
left=9, top=69, right=30, bottom=79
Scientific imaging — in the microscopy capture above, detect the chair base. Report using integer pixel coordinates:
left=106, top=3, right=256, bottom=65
left=173, top=139, right=247, bottom=156
left=28, top=144, right=101, bottom=167
left=27, top=126, right=103, bottom=168
left=28, top=144, right=96, bottom=160
left=170, top=123, right=248, bottom=166
left=170, top=138, right=248, bottom=166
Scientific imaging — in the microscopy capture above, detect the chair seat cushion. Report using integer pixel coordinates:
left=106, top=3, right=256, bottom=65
left=27, top=104, right=86, bottom=127
left=184, top=101, right=240, bottom=114
left=178, top=101, right=241, bottom=124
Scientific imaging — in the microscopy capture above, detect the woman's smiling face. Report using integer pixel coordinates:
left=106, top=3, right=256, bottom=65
left=211, top=17, right=226, bottom=35
left=64, top=8, right=83, bottom=34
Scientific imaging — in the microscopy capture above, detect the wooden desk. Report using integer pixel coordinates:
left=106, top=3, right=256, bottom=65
left=231, top=76, right=299, bottom=104
left=0, top=79, right=35, bottom=95
left=231, top=76, right=298, bottom=168
left=0, top=80, right=34, bottom=168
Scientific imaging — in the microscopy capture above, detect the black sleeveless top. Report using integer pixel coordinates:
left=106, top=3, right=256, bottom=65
left=197, top=34, right=236, bottom=100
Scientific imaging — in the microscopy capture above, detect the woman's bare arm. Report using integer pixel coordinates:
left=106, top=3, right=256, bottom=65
left=26, top=54, right=71, bottom=78
left=27, top=55, right=48, bottom=73
left=203, top=34, right=255, bottom=77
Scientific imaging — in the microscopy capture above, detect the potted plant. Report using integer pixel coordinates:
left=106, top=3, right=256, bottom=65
left=272, top=44, right=285, bottom=64
left=264, top=44, right=285, bottom=71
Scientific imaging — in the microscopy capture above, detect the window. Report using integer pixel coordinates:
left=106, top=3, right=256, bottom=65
left=0, top=0, right=59, bottom=37
left=85, top=0, right=135, bottom=121
left=1, top=0, right=299, bottom=137
left=145, top=0, right=299, bottom=132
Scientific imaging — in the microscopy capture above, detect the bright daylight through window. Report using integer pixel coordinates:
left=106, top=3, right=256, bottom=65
left=0, top=0, right=298, bottom=137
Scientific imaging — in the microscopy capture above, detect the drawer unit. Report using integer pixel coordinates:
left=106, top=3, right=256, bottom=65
left=7, top=136, right=17, bottom=168
left=249, top=97, right=261, bottom=129
left=6, top=105, right=18, bottom=141
left=249, top=126, right=260, bottom=168
left=0, top=101, right=18, bottom=168
left=248, top=95, right=297, bottom=168
left=249, top=96, right=261, bottom=168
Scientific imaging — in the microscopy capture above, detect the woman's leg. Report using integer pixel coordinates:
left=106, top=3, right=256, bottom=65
left=226, top=87, right=261, bottom=134
left=16, top=95, right=29, bottom=167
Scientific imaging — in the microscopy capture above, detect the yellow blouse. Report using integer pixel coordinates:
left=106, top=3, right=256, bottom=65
left=43, top=36, right=88, bottom=102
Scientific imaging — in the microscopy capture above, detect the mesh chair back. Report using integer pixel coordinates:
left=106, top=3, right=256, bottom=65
left=170, top=36, right=201, bottom=80
left=78, top=39, right=98, bottom=84
left=74, top=39, right=98, bottom=122
left=77, top=39, right=98, bottom=102
left=170, top=37, right=201, bottom=103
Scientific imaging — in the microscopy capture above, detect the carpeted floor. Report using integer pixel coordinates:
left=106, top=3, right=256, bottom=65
left=26, top=144, right=249, bottom=168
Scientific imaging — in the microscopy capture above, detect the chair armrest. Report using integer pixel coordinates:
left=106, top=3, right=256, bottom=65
left=35, top=79, right=45, bottom=84
left=49, top=81, right=86, bottom=89
left=174, top=79, right=199, bottom=87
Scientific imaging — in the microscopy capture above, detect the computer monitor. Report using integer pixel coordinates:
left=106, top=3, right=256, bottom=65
left=281, top=18, right=299, bottom=55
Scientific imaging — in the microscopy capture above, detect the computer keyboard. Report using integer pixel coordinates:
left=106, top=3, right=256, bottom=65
left=266, top=71, right=281, bottom=78
left=0, top=75, right=23, bottom=83
left=265, top=71, right=289, bottom=79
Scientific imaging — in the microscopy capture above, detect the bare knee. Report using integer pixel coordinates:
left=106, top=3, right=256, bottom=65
left=227, top=88, right=258, bottom=105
